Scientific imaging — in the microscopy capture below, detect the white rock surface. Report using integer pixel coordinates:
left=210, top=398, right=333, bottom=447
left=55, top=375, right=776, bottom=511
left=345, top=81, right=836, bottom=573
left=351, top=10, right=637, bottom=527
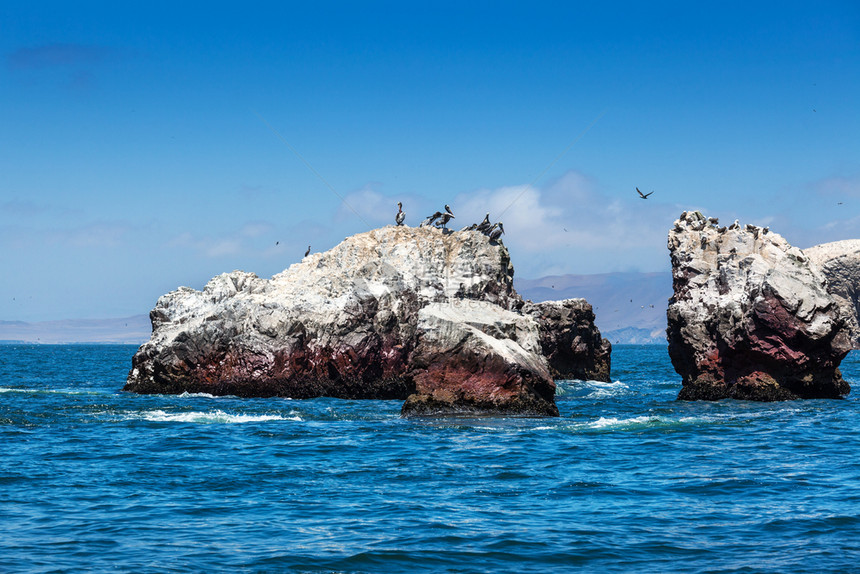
left=805, top=239, right=860, bottom=348
left=667, top=211, right=851, bottom=400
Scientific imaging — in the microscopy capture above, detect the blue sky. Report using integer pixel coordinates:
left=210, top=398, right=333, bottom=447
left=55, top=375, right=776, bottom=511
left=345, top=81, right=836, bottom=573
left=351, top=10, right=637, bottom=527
left=2, top=1, right=859, bottom=321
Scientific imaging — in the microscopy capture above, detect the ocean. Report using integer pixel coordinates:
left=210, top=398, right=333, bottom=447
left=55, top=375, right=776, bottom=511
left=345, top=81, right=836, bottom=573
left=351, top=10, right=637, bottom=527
left=2, top=344, right=860, bottom=573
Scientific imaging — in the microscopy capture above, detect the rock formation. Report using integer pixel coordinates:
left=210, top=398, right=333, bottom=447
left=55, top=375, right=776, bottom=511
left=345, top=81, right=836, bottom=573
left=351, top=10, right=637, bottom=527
left=523, top=299, right=611, bottom=381
left=667, top=211, right=851, bottom=401
left=804, top=240, right=860, bottom=348
left=126, top=225, right=610, bottom=416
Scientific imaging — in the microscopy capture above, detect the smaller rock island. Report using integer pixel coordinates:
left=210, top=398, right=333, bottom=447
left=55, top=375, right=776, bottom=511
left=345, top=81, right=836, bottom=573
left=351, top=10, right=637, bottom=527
left=666, top=211, right=851, bottom=401
left=126, top=225, right=611, bottom=416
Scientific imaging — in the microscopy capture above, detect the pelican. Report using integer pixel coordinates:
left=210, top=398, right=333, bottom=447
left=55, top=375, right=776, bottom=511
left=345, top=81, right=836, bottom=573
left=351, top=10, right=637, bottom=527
left=420, top=211, right=442, bottom=227
left=445, top=204, right=455, bottom=216
left=395, top=202, right=405, bottom=226
left=636, top=187, right=654, bottom=199
left=436, top=212, right=455, bottom=228
left=489, top=222, right=504, bottom=241
left=476, top=213, right=491, bottom=232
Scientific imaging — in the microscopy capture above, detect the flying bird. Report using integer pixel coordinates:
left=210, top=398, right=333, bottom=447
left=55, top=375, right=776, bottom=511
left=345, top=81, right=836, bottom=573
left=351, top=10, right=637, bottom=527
left=395, top=202, right=405, bottom=226
left=636, top=187, right=654, bottom=199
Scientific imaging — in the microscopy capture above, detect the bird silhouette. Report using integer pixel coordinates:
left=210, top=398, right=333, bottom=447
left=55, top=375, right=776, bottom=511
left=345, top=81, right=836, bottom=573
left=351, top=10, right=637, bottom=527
left=395, top=202, right=405, bottom=226
left=636, top=187, right=654, bottom=199
left=304, top=245, right=311, bottom=257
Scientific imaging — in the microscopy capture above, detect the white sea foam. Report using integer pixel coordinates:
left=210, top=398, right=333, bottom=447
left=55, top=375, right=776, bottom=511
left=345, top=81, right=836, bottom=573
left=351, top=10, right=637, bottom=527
left=136, top=409, right=301, bottom=423
left=556, top=379, right=630, bottom=399
left=582, top=380, right=630, bottom=399
left=177, top=391, right=219, bottom=399
left=588, top=415, right=657, bottom=428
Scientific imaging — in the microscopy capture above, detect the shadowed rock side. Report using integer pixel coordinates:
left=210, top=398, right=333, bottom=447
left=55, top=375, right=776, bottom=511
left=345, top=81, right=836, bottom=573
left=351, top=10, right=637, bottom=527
left=667, top=211, right=851, bottom=401
left=805, top=240, right=860, bottom=349
left=523, top=299, right=611, bottom=381
left=125, top=225, right=605, bottom=416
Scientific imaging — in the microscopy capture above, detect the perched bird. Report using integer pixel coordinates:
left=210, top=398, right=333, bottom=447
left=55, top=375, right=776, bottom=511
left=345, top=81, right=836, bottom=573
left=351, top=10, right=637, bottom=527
left=436, top=212, right=455, bottom=228
left=445, top=204, right=455, bottom=216
left=395, top=202, right=405, bottom=226
left=420, top=211, right=443, bottom=227
left=476, top=213, right=491, bottom=232
left=488, top=221, right=504, bottom=241
left=304, top=245, right=311, bottom=257
left=636, top=187, right=654, bottom=199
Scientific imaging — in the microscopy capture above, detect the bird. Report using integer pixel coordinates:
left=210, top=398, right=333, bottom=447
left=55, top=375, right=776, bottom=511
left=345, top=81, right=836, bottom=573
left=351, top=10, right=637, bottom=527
left=445, top=204, right=455, bottom=216
left=476, top=213, right=491, bottom=232
left=636, top=187, right=654, bottom=199
left=395, top=202, right=405, bottom=226
left=275, top=241, right=279, bottom=245
left=436, top=212, right=455, bottom=228
left=420, top=211, right=443, bottom=227
left=488, top=221, right=504, bottom=241
left=304, top=245, right=311, bottom=257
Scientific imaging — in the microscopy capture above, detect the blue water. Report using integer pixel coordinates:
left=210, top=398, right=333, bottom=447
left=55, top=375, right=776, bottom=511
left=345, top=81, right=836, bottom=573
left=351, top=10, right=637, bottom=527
left=2, top=344, right=860, bottom=572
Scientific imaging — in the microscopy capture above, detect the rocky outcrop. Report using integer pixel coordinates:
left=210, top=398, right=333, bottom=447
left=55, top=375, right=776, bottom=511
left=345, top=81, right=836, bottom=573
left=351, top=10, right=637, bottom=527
left=805, top=240, right=860, bottom=348
left=523, top=299, right=611, bottom=381
left=126, top=225, right=606, bottom=416
left=667, top=211, right=851, bottom=401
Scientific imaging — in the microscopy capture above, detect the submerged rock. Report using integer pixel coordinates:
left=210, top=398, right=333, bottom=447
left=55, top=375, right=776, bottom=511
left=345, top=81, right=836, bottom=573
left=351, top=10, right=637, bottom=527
left=126, top=225, right=607, bottom=416
left=804, top=240, right=860, bottom=349
left=666, top=211, right=851, bottom=401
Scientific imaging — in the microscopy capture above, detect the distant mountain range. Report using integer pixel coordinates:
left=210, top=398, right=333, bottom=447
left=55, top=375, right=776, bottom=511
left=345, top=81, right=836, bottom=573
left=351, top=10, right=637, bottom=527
left=515, top=271, right=672, bottom=344
left=0, top=315, right=151, bottom=344
left=0, top=272, right=673, bottom=345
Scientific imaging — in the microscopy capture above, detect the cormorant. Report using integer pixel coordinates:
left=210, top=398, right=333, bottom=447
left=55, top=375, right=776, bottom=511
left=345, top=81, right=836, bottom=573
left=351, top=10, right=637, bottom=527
left=395, top=202, right=405, bottom=226
left=304, top=245, right=311, bottom=257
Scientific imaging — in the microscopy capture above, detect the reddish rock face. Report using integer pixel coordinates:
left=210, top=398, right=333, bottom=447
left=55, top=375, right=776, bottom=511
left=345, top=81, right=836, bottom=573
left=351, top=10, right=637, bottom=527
left=125, top=226, right=609, bottom=416
left=667, top=211, right=851, bottom=401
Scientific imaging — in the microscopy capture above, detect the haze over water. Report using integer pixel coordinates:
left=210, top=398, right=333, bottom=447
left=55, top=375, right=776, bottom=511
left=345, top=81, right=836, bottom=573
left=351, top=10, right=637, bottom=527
left=2, top=344, right=859, bottom=572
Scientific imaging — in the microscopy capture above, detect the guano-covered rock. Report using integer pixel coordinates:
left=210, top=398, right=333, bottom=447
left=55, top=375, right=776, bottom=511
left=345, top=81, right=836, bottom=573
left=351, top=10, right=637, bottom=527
left=666, top=211, right=851, bottom=401
left=126, top=225, right=609, bottom=416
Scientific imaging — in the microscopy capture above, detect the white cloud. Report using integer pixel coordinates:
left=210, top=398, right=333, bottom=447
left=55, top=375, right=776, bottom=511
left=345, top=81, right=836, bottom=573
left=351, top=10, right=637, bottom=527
left=451, top=170, right=680, bottom=277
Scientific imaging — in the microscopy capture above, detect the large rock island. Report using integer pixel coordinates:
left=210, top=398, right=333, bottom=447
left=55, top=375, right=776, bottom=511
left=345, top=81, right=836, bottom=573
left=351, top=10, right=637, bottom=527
left=126, top=225, right=611, bottom=416
left=666, top=211, right=851, bottom=401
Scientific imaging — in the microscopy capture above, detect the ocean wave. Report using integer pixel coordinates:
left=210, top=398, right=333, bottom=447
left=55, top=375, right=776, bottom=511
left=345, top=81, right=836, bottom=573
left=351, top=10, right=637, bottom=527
left=134, top=409, right=301, bottom=424
left=177, top=391, right=220, bottom=399
left=556, top=379, right=630, bottom=399
left=0, top=386, right=103, bottom=396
